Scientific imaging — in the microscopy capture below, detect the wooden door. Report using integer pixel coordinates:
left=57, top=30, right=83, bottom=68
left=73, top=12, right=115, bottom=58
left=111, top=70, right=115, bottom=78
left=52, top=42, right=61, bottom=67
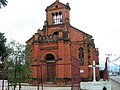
left=47, top=62, right=56, bottom=82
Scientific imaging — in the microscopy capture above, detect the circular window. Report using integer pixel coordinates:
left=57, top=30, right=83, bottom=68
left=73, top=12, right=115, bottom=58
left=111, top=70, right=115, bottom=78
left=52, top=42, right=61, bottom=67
left=55, top=5, right=58, bottom=8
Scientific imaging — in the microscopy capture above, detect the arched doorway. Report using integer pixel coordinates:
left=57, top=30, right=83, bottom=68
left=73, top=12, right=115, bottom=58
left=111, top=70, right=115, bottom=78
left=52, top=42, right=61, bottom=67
left=45, top=54, right=56, bottom=82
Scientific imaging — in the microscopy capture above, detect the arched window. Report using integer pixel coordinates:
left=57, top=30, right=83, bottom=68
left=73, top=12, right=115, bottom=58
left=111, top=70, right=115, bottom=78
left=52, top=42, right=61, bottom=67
left=53, top=31, right=58, bottom=39
left=59, top=12, right=62, bottom=24
left=45, top=54, right=55, bottom=61
left=53, top=31, right=58, bottom=36
left=52, top=12, right=62, bottom=24
left=78, top=47, right=84, bottom=65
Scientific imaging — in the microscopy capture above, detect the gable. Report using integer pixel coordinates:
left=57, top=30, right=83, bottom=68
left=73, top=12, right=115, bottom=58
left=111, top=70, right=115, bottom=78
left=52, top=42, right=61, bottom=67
left=69, top=26, right=92, bottom=42
left=70, top=26, right=92, bottom=38
left=26, top=37, right=33, bottom=45
left=46, top=1, right=70, bottom=11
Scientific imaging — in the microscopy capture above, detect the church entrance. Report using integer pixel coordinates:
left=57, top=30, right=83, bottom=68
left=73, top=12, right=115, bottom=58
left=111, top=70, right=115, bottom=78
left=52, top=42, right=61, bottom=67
left=45, top=54, right=56, bottom=82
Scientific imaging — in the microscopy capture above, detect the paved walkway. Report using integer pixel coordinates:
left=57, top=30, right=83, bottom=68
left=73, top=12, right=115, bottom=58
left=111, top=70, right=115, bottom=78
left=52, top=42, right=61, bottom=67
left=110, top=76, right=120, bottom=90
left=110, top=79, right=120, bottom=90
left=110, top=76, right=120, bottom=83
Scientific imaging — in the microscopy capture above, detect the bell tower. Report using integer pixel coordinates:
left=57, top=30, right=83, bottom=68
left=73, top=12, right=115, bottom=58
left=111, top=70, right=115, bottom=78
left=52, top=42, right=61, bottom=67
left=45, top=0, right=71, bottom=26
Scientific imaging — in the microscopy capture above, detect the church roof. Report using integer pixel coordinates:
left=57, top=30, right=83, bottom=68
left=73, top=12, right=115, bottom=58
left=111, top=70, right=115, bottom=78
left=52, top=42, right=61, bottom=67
left=45, top=0, right=71, bottom=11
left=70, top=25, right=92, bottom=38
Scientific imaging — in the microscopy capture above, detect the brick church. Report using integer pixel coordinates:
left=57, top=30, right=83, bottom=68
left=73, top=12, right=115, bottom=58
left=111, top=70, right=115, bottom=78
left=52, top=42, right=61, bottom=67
left=26, top=0, right=100, bottom=85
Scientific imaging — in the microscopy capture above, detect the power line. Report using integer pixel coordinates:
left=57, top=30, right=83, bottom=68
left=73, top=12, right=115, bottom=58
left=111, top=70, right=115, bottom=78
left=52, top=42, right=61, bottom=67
left=111, top=62, right=119, bottom=66
left=109, top=56, right=120, bottom=63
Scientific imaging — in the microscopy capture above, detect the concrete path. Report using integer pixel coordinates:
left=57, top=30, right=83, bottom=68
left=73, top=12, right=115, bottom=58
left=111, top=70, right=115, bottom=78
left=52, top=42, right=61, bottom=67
left=110, top=79, right=120, bottom=90
left=110, top=76, right=120, bottom=84
left=110, top=76, right=120, bottom=90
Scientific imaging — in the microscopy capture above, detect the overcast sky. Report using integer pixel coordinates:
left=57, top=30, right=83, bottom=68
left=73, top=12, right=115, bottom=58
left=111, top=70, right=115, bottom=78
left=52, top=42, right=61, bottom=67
left=0, top=0, right=120, bottom=68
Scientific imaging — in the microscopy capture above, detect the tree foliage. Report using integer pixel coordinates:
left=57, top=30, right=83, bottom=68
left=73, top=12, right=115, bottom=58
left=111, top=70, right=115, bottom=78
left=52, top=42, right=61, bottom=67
left=0, top=0, right=8, bottom=8
left=4, top=40, right=32, bottom=90
left=0, top=32, right=9, bottom=61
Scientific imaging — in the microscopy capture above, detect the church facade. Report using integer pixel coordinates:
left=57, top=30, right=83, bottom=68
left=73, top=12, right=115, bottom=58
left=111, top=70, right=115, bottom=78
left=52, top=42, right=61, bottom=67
left=26, top=0, right=100, bottom=85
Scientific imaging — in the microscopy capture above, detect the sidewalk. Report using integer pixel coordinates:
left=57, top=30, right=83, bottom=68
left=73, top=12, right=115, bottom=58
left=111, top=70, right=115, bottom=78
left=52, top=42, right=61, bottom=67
left=110, top=79, right=120, bottom=90
left=110, top=76, right=120, bottom=84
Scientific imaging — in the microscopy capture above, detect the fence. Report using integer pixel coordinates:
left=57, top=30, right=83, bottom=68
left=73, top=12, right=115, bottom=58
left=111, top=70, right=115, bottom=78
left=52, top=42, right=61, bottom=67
left=1, top=56, right=80, bottom=90
left=71, top=56, right=81, bottom=90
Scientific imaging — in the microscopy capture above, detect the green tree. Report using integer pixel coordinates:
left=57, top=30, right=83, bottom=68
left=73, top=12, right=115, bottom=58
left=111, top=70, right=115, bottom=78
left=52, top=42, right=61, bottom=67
left=0, top=32, right=9, bottom=62
left=4, top=40, right=32, bottom=90
left=0, top=0, right=8, bottom=8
